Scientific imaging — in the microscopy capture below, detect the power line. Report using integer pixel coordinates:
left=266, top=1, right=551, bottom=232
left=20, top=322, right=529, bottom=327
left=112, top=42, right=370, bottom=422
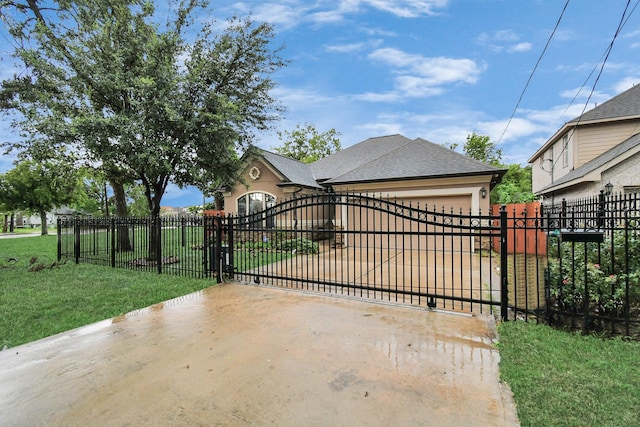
left=551, top=0, right=637, bottom=171
left=496, top=0, right=570, bottom=145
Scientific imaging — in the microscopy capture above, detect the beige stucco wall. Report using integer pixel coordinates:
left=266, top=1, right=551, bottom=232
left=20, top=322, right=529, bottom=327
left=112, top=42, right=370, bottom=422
left=223, top=160, right=294, bottom=215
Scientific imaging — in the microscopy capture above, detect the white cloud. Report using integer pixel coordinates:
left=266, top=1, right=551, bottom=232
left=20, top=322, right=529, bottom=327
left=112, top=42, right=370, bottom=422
left=612, top=78, right=640, bottom=94
left=357, top=48, right=483, bottom=101
left=362, top=0, right=449, bottom=18
left=225, top=1, right=449, bottom=29
left=354, top=121, right=404, bottom=136
left=508, top=42, right=532, bottom=53
left=369, top=48, right=483, bottom=85
left=477, top=117, right=539, bottom=143
left=354, top=91, right=402, bottom=102
left=325, top=42, right=367, bottom=53
left=477, top=30, right=531, bottom=53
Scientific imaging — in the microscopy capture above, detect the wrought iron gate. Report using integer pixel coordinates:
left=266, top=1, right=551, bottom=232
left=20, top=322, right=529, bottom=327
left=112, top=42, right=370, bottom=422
left=217, top=192, right=507, bottom=317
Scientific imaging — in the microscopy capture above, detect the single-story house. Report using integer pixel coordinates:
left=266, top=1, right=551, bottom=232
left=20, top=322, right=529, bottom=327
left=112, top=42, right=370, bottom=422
left=222, top=134, right=506, bottom=224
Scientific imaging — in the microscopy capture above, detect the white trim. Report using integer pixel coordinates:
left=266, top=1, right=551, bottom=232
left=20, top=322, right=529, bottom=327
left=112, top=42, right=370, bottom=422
left=235, top=191, right=278, bottom=215
left=249, top=166, right=261, bottom=180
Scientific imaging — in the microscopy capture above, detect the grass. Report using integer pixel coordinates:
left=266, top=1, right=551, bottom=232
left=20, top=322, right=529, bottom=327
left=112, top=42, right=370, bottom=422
left=0, top=234, right=215, bottom=349
left=497, top=321, right=640, bottom=427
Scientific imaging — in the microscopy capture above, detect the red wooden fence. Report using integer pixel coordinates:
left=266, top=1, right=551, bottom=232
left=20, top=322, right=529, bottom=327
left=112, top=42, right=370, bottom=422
left=492, top=202, right=547, bottom=256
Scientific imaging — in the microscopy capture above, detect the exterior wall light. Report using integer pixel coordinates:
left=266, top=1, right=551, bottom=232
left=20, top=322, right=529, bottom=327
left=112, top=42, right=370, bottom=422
left=480, top=187, right=487, bottom=199
left=604, top=182, right=613, bottom=196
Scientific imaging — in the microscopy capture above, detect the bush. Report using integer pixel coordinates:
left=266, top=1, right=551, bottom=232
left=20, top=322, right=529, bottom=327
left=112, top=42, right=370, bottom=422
left=548, top=221, right=640, bottom=320
left=275, top=238, right=318, bottom=254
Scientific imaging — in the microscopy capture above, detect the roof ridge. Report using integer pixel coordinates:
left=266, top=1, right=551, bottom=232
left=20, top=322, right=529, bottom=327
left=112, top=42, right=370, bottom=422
left=324, top=135, right=415, bottom=182
left=258, top=147, right=309, bottom=165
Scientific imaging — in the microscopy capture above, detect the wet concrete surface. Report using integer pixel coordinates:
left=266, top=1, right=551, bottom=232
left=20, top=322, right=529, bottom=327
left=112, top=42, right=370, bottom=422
left=0, top=283, right=519, bottom=426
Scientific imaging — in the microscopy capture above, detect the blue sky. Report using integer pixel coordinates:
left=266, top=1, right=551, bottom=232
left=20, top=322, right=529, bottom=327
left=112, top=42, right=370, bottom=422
left=3, top=0, right=640, bottom=207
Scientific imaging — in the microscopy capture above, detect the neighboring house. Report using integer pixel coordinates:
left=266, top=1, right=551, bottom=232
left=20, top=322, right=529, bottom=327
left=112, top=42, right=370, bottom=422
left=529, top=83, right=640, bottom=202
left=222, top=134, right=505, bottom=224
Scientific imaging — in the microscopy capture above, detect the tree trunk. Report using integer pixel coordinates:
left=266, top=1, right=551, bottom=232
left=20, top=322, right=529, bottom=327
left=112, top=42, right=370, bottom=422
left=214, top=191, right=224, bottom=210
left=103, top=181, right=110, bottom=218
left=147, top=191, right=163, bottom=261
left=111, top=179, right=132, bottom=251
left=40, top=209, right=48, bottom=235
left=2, top=214, right=7, bottom=233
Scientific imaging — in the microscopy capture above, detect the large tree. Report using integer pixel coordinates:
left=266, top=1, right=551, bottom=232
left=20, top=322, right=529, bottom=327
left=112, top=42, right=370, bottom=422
left=0, top=158, right=80, bottom=235
left=0, top=0, right=286, bottom=219
left=274, top=123, right=342, bottom=163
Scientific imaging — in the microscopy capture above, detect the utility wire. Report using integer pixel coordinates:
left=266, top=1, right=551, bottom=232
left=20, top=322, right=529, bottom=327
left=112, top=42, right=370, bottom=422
left=551, top=0, right=637, bottom=171
left=496, top=0, right=570, bottom=145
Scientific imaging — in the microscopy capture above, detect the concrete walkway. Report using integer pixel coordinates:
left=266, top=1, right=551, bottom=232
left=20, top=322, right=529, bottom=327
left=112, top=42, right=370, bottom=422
left=0, top=283, right=519, bottom=426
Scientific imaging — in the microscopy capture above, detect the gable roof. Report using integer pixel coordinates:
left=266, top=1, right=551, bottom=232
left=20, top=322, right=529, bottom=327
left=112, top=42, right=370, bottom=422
left=310, top=134, right=414, bottom=182
left=568, top=83, right=640, bottom=124
left=323, top=137, right=505, bottom=185
left=538, top=132, right=640, bottom=194
left=258, top=149, right=323, bottom=189
left=247, top=134, right=505, bottom=190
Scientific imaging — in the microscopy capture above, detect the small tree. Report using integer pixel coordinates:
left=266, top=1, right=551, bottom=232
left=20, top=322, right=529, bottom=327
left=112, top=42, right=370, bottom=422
left=463, top=132, right=502, bottom=167
left=274, top=123, right=341, bottom=163
left=0, top=158, right=80, bottom=235
left=459, top=133, right=534, bottom=204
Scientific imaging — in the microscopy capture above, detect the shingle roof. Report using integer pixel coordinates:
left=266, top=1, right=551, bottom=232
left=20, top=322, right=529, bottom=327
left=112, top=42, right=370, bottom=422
left=310, top=134, right=414, bottom=182
left=259, top=149, right=323, bottom=189
left=570, top=83, right=640, bottom=123
left=323, top=137, right=504, bottom=184
left=539, top=132, right=640, bottom=192
left=249, top=134, right=505, bottom=189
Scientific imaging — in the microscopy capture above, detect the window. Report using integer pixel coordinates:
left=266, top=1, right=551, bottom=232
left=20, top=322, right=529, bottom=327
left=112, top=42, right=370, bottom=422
left=236, top=192, right=276, bottom=228
left=562, top=135, right=569, bottom=168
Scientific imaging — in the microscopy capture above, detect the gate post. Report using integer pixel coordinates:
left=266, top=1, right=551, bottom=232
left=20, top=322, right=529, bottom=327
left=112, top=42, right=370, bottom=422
left=155, top=216, right=163, bottom=274
left=214, top=216, right=223, bottom=283
left=226, top=214, right=234, bottom=279
left=110, top=217, right=116, bottom=268
left=74, top=216, right=80, bottom=264
left=500, top=205, right=509, bottom=321
left=57, top=218, right=62, bottom=262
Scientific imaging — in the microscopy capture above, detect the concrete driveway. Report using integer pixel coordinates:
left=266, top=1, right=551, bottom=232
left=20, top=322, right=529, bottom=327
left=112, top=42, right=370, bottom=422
left=0, top=283, right=519, bottom=426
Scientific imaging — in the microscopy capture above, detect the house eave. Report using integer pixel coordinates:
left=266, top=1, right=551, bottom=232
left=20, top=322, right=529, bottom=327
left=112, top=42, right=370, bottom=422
left=528, top=115, right=640, bottom=163
left=328, top=170, right=506, bottom=187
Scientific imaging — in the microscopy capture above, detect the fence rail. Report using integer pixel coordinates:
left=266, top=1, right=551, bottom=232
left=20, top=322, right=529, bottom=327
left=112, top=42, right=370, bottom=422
left=58, top=191, right=640, bottom=338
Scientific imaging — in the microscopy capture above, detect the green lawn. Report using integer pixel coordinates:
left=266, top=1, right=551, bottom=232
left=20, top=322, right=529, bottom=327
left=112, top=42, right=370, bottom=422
left=498, top=321, right=640, bottom=427
left=0, top=234, right=215, bottom=349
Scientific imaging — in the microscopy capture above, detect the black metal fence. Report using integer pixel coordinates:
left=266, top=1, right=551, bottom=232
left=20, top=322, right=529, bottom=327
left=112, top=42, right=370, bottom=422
left=58, top=215, right=221, bottom=279
left=57, top=191, right=640, bottom=337
left=539, top=193, right=640, bottom=337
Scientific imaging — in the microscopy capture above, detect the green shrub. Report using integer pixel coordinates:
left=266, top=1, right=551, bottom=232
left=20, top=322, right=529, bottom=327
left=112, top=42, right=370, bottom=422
left=548, top=221, right=640, bottom=317
left=275, top=238, right=318, bottom=254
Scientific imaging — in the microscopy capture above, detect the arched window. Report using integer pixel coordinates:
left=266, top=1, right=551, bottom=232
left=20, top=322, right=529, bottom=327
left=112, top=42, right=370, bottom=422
left=236, top=192, right=276, bottom=228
